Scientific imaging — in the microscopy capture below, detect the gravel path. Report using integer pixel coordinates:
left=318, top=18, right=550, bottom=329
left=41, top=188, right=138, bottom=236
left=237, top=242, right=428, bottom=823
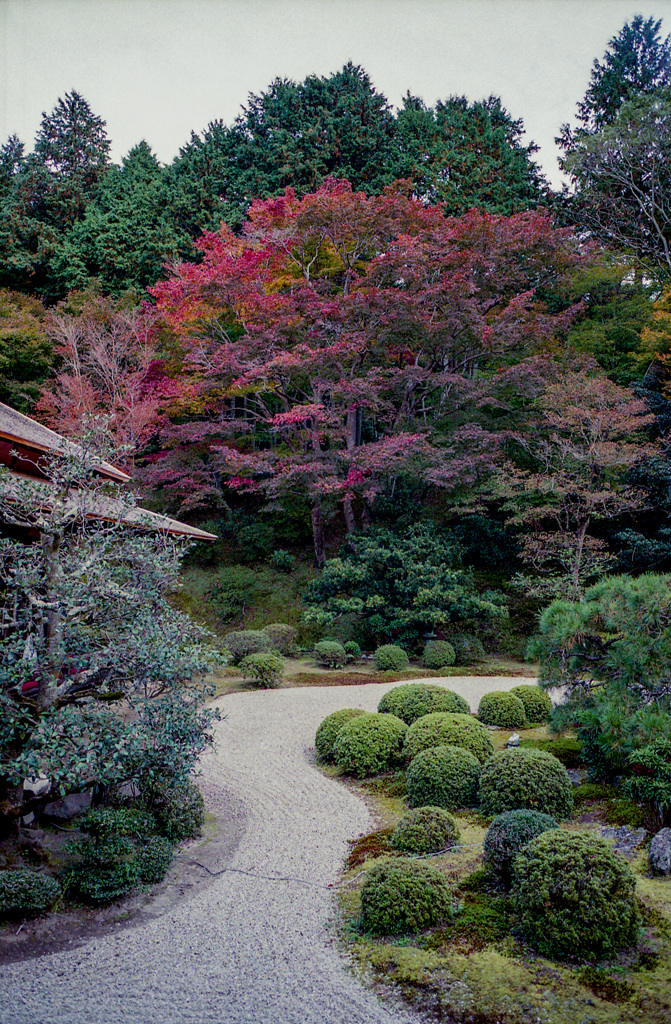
left=0, top=676, right=530, bottom=1024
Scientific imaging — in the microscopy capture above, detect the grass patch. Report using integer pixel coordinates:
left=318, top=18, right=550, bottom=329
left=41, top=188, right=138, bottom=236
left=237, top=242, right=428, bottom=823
left=518, top=735, right=582, bottom=768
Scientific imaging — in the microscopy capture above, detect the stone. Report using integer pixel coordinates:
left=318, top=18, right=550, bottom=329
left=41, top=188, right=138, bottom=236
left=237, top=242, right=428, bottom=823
left=506, top=733, right=520, bottom=748
left=23, top=773, right=51, bottom=799
left=43, top=791, right=92, bottom=820
left=649, top=828, right=671, bottom=876
left=117, top=780, right=141, bottom=800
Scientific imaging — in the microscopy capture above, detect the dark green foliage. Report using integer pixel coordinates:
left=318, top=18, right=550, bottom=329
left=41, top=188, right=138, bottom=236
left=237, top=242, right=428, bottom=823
left=421, top=640, right=456, bottom=669
left=359, top=857, right=454, bottom=935
left=261, top=623, right=297, bottom=655
left=66, top=833, right=141, bottom=903
left=304, top=525, right=506, bottom=649
left=0, top=289, right=52, bottom=411
left=223, top=629, right=273, bottom=664
left=511, top=830, right=640, bottom=959
left=407, top=744, right=481, bottom=810
left=78, top=807, right=158, bottom=842
left=478, top=748, right=574, bottom=820
left=403, top=712, right=493, bottom=764
left=478, top=691, right=527, bottom=729
left=624, top=737, right=671, bottom=826
left=573, top=782, right=615, bottom=805
left=142, top=778, right=205, bottom=843
left=137, top=836, right=174, bottom=885
left=518, top=736, right=582, bottom=768
left=315, top=708, right=367, bottom=762
left=239, top=652, right=284, bottom=688
left=314, top=640, right=347, bottom=668
left=269, top=549, right=294, bottom=573
left=390, top=806, right=460, bottom=854
left=333, top=712, right=407, bottom=778
left=483, top=809, right=559, bottom=889
left=449, top=633, right=486, bottom=666
left=347, top=828, right=395, bottom=869
left=510, top=685, right=552, bottom=723
left=209, top=567, right=261, bottom=622
left=344, top=640, right=362, bottom=660
left=377, top=683, right=469, bottom=724
left=0, top=869, right=61, bottom=917
left=577, top=967, right=635, bottom=1003
left=373, top=645, right=409, bottom=671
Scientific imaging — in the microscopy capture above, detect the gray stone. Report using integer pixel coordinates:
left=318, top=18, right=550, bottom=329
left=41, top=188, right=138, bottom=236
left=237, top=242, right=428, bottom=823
left=43, top=790, right=92, bottom=820
left=649, top=828, right=671, bottom=876
left=507, top=732, right=520, bottom=747
left=117, top=780, right=140, bottom=800
left=23, top=773, right=51, bottom=798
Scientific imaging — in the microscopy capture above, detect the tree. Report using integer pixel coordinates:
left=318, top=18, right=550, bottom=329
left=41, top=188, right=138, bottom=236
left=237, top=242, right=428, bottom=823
left=0, top=289, right=53, bottom=411
left=0, top=442, right=219, bottom=835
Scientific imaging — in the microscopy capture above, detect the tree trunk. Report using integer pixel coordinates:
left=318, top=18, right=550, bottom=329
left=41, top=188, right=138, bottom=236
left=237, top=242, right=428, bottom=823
left=311, top=498, right=326, bottom=567
left=343, top=495, right=356, bottom=534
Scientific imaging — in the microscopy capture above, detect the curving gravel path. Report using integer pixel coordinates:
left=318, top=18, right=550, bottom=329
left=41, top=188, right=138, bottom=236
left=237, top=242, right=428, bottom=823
left=0, top=676, right=530, bottom=1024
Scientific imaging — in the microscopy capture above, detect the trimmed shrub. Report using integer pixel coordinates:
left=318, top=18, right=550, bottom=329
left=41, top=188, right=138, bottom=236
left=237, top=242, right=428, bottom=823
left=403, top=712, right=494, bottom=764
left=344, top=640, right=362, bottom=660
left=390, top=807, right=460, bottom=854
left=66, top=834, right=141, bottom=903
left=512, top=831, right=640, bottom=959
left=483, top=809, right=559, bottom=889
left=261, top=623, right=297, bottom=655
left=378, top=684, right=469, bottom=724
left=269, top=549, right=294, bottom=573
left=478, top=748, right=574, bottom=820
left=223, top=630, right=272, bottom=664
left=510, top=685, right=552, bottom=723
left=138, top=836, right=174, bottom=884
left=0, top=870, right=61, bottom=917
left=315, top=708, right=366, bottom=762
left=333, top=712, right=407, bottom=777
left=314, top=640, right=347, bottom=669
left=373, top=645, right=410, bottom=671
left=478, top=691, right=526, bottom=729
left=519, top=736, right=582, bottom=768
left=78, top=807, right=157, bottom=842
left=239, top=652, right=284, bottom=688
left=360, top=858, right=454, bottom=935
left=450, top=633, right=486, bottom=665
left=407, top=745, right=481, bottom=810
left=143, top=778, right=205, bottom=842
left=421, top=640, right=456, bottom=669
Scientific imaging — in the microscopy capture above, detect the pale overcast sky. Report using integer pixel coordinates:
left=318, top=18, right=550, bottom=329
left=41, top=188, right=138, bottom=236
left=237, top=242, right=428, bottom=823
left=1, top=0, right=670, bottom=186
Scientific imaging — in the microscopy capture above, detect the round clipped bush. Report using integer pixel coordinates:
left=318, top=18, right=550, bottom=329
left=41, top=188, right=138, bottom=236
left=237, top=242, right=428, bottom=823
left=314, top=640, right=347, bottom=668
left=403, top=712, right=494, bottom=764
left=378, top=684, right=469, bottom=724
left=450, top=633, right=486, bottom=665
left=143, top=778, right=205, bottom=842
left=478, top=691, right=527, bottom=729
left=483, top=809, right=559, bottom=889
left=67, top=835, right=141, bottom=903
left=315, top=708, right=366, bottom=762
left=333, top=712, right=407, bottom=777
left=373, top=644, right=410, bottom=671
left=261, top=622, right=297, bottom=655
left=344, top=640, right=362, bottom=660
left=478, top=748, right=574, bottom=820
left=360, top=857, right=454, bottom=935
left=407, top=744, right=481, bottom=810
left=239, top=652, right=284, bottom=688
left=138, top=836, right=174, bottom=884
left=390, top=807, right=460, bottom=854
left=0, top=870, right=61, bottom=917
left=510, top=685, right=553, bottom=724
left=421, top=640, right=456, bottom=670
left=512, top=830, right=640, bottom=959
left=223, top=630, right=272, bottom=664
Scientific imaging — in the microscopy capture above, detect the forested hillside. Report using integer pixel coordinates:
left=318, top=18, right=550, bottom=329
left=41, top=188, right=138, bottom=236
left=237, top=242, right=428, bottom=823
left=2, top=14, right=671, bottom=659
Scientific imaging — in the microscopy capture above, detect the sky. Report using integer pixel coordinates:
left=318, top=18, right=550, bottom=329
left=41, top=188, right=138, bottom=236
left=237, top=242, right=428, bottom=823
left=1, top=0, right=670, bottom=187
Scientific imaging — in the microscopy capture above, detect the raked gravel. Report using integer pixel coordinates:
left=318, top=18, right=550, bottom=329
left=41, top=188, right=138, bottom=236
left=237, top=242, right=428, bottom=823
left=0, top=675, right=531, bottom=1024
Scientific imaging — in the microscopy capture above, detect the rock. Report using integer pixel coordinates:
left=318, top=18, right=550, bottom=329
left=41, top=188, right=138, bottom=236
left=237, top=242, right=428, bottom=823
left=21, top=811, right=35, bottom=826
left=600, top=825, right=647, bottom=855
left=117, top=780, right=140, bottom=800
left=43, top=791, right=92, bottom=820
left=23, top=773, right=51, bottom=799
left=506, top=733, right=520, bottom=748
left=649, top=828, right=671, bottom=876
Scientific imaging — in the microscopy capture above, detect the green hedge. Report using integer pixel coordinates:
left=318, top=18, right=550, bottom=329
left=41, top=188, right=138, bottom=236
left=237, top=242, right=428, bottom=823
left=403, top=712, right=493, bottom=764
left=0, top=870, right=61, bottom=917
left=483, top=809, right=558, bottom=889
left=478, top=748, right=574, bottom=820
left=315, top=708, right=366, bottom=762
left=377, top=684, right=469, bottom=724
left=261, top=623, right=297, bottom=655
left=512, top=831, right=640, bottom=959
left=478, top=691, right=526, bottom=729
left=239, top=652, right=284, bottom=688
left=314, top=640, right=347, bottom=668
left=510, top=685, right=552, bottom=723
left=223, top=630, right=273, bottom=664
left=407, top=744, right=481, bottom=810
left=143, top=778, right=205, bottom=842
left=450, top=633, right=486, bottom=665
left=373, top=645, right=410, bottom=671
left=390, top=807, right=460, bottom=855
left=421, top=640, right=455, bottom=669
left=360, top=858, right=454, bottom=935
left=333, top=712, right=407, bottom=777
